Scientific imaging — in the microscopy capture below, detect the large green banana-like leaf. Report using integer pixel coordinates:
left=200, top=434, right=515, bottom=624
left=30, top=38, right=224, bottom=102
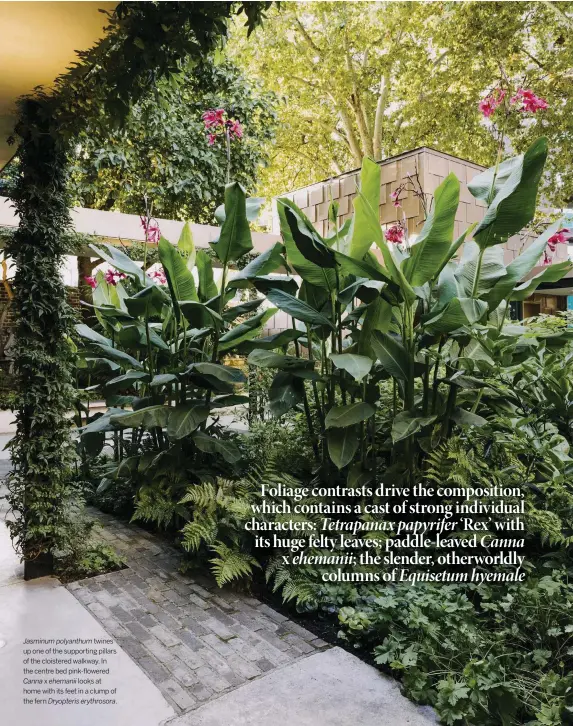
left=105, top=370, right=150, bottom=392
left=210, top=182, right=253, bottom=264
left=179, top=300, right=223, bottom=329
left=403, top=174, right=459, bottom=286
left=159, top=237, right=199, bottom=306
left=330, top=353, right=373, bottom=382
left=277, top=198, right=336, bottom=291
left=423, top=297, right=488, bottom=334
left=215, top=196, right=264, bottom=224
left=236, top=329, right=304, bottom=353
left=222, top=298, right=263, bottom=322
left=325, top=402, right=375, bottom=429
left=354, top=190, right=416, bottom=304
left=268, top=371, right=304, bottom=417
left=167, top=403, right=210, bottom=440
left=158, top=237, right=198, bottom=322
left=76, top=323, right=112, bottom=347
left=92, top=343, right=143, bottom=369
left=188, top=362, right=246, bottom=384
left=192, top=431, right=242, bottom=463
left=125, top=285, right=170, bottom=319
left=265, top=288, right=334, bottom=329
left=455, top=242, right=507, bottom=297
left=468, top=155, right=523, bottom=201
left=218, top=307, right=278, bottom=352
left=511, top=261, right=573, bottom=301
left=227, top=243, right=284, bottom=289
left=358, top=297, right=393, bottom=357
left=178, top=221, right=196, bottom=270
left=332, top=249, right=391, bottom=283
left=327, top=426, right=359, bottom=469
left=391, top=411, right=437, bottom=443
left=371, top=331, right=410, bottom=380
left=472, top=138, right=548, bottom=248
left=247, top=348, right=315, bottom=373
left=90, top=243, right=151, bottom=287
left=348, top=157, right=381, bottom=260
left=195, top=250, right=218, bottom=302
left=110, top=405, right=170, bottom=430
left=285, top=206, right=336, bottom=268
left=485, top=221, right=566, bottom=311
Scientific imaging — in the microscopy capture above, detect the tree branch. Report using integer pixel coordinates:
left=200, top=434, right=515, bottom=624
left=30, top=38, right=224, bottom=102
left=373, top=71, right=391, bottom=160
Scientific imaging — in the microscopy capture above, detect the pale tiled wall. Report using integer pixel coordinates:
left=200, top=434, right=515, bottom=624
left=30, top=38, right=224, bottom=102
left=272, top=147, right=568, bottom=266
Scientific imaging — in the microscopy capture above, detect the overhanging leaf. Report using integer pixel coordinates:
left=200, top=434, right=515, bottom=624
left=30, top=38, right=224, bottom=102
left=330, top=353, right=373, bottom=382
left=167, top=403, right=210, bottom=440
left=325, top=402, right=375, bottom=429
left=327, top=426, right=359, bottom=469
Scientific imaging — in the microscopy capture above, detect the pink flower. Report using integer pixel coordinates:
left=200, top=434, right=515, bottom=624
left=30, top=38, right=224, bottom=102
left=202, top=108, right=243, bottom=146
left=104, top=269, right=126, bottom=286
left=227, top=119, right=243, bottom=139
left=479, top=88, right=506, bottom=118
left=140, top=216, right=161, bottom=244
left=84, top=276, right=97, bottom=289
left=202, top=108, right=226, bottom=129
left=543, top=251, right=551, bottom=266
left=390, top=188, right=402, bottom=207
left=150, top=270, right=167, bottom=285
left=510, top=88, right=548, bottom=113
left=384, top=224, right=405, bottom=244
left=547, top=228, right=571, bottom=252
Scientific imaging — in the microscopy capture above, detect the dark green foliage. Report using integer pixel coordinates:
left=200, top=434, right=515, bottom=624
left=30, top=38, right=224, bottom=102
left=68, top=60, right=277, bottom=222
left=5, top=95, right=78, bottom=562
left=333, top=573, right=573, bottom=726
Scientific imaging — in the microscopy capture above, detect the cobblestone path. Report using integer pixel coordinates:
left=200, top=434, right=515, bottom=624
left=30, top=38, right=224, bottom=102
left=68, top=509, right=329, bottom=715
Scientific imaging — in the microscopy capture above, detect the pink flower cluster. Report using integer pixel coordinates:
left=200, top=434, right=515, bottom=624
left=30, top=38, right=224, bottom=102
left=479, top=88, right=506, bottom=118
left=511, top=88, right=549, bottom=114
left=543, top=228, right=571, bottom=265
left=202, top=108, right=243, bottom=146
left=104, top=269, right=127, bottom=286
left=384, top=224, right=405, bottom=244
left=140, top=216, right=161, bottom=244
left=390, top=189, right=401, bottom=208
left=479, top=86, right=548, bottom=118
left=149, top=269, right=167, bottom=285
left=84, top=276, right=97, bottom=289
left=547, top=228, right=571, bottom=252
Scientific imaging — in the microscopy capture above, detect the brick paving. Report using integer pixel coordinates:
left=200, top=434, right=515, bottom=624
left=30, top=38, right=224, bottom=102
left=67, top=509, right=329, bottom=715
left=0, top=464, right=329, bottom=716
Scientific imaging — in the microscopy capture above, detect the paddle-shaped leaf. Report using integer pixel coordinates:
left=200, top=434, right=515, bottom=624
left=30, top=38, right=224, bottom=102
left=158, top=236, right=198, bottom=322
left=277, top=198, right=336, bottom=290
left=167, top=403, right=210, bottom=440
left=330, top=353, right=373, bottom=382
left=403, top=174, right=459, bottom=286
left=391, top=411, right=437, bottom=443
left=327, top=426, right=359, bottom=469
left=472, top=138, right=548, bottom=248
left=218, top=308, right=278, bottom=352
left=325, top=402, right=375, bottom=429
left=265, top=288, right=334, bottom=329
left=268, top=371, right=304, bottom=417
left=348, top=158, right=381, bottom=260
left=89, top=243, right=150, bottom=287
left=210, top=182, right=253, bottom=264
left=192, top=431, right=242, bottom=463
left=371, top=331, right=409, bottom=381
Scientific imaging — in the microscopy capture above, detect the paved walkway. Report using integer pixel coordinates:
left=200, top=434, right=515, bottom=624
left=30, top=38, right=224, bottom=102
left=71, top=509, right=329, bottom=714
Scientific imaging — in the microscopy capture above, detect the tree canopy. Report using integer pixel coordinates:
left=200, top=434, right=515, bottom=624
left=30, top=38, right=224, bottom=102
left=230, top=1, right=573, bottom=206
left=68, top=59, right=277, bottom=222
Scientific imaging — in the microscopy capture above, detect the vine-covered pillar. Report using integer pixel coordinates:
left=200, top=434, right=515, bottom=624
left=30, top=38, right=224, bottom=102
left=6, top=95, right=77, bottom=579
